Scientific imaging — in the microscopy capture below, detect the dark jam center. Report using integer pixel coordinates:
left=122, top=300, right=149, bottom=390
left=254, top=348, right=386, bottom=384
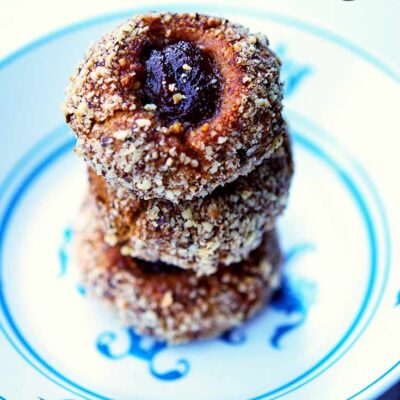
left=141, top=41, right=221, bottom=125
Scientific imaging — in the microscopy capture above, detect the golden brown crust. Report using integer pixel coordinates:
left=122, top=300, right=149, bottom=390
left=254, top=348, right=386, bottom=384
left=63, top=12, right=284, bottom=202
left=88, top=133, right=293, bottom=274
left=75, top=197, right=282, bottom=344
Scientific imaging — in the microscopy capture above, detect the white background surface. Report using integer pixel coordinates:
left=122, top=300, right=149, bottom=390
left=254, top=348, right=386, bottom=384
left=0, top=0, right=400, bottom=70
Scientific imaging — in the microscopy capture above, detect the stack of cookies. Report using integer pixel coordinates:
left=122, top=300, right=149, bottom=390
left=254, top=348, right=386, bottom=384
left=63, top=12, right=293, bottom=344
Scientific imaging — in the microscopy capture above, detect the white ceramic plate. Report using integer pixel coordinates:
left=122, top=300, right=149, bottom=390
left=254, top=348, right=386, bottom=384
left=0, top=4, right=399, bottom=400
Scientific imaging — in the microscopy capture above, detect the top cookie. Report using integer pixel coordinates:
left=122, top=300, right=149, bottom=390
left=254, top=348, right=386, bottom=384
left=63, top=12, right=284, bottom=202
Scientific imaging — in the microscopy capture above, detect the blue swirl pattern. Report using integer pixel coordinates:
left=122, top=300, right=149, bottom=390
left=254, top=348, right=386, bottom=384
left=220, top=329, right=247, bottom=345
left=96, top=329, right=189, bottom=381
left=58, top=226, right=86, bottom=297
left=275, top=44, right=312, bottom=98
left=58, top=225, right=72, bottom=278
left=270, top=244, right=317, bottom=349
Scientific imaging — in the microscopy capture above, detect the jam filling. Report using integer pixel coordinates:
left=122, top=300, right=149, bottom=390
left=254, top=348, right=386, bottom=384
left=141, top=41, right=221, bottom=125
